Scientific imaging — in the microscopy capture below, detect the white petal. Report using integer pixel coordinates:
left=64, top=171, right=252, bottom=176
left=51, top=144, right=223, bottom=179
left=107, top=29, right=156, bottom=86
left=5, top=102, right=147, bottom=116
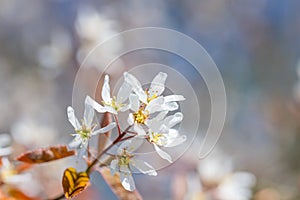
left=165, top=135, right=187, bottom=147
left=117, top=81, right=132, bottom=103
left=129, top=94, right=140, bottom=112
left=67, top=106, right=81, bottom=129
left=68, top=137, right=81, bottom=149
left=164, top=95, right=185, bottom=102
left=102, top=75, right=111, bottom=103
left=110, top=159, right=118, bottom=175
left=84, top=97, right=95, bottom=127
left=120, top=165, right=131, bottom=173
left=85, top=96, right=107, bottom=113
left=119, top=104, right=130, bottom=112
left=127, top=113, right=134, bottom=125
left=4, top=173, right=32, bottom=184
left=118, top=138, right=143, bottom=154
left=104, top=105, right=118, bottom=115
left=130, top=159, right=157, bottom=176
left=0, top=147, right=12, bottom=156
left=154, top=144, right=172, bottom=163
left=124, top=72, right=147, bottom=103
left=120, top=172, right=136, bottom=191
left=134, top=124, right=146, bottom=136
left=149, top=72, right=167, bottom=97
left=162, top=102, right=179, bottom=111
left=77, top=144, right=87, bottom=158
left=92, top=122, right=116, bottom=135
left=0, top=133, right=11, bottom=147
left=164, top=112, right=183, bottom=128
left=145, top=96, right=164, bottom=114
left=232, top=172, right=256, bottom=188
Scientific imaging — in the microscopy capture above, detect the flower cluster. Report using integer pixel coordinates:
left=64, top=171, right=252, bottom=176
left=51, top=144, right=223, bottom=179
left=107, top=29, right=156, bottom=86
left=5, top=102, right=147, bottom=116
left=66, top=72, right=186, bottom=191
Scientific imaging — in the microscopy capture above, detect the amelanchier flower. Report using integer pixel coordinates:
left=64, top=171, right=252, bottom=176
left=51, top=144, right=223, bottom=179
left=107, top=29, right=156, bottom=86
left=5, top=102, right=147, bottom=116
left=0, top=157, right=31, bottom=185
left=87, top=74, right=132, bottom=115
left=215, top=172, right=256, bottom=200
left=67, top=96, right=116, bottom=156
left=0, top=133, right=12, bottom=157
left=124, top=72, right=185, bottom=110
left=125, top=72, right=185, bottom=135
left=146, top=112, right=187, bottom=162
left=110, top=139, right=157, bottom=191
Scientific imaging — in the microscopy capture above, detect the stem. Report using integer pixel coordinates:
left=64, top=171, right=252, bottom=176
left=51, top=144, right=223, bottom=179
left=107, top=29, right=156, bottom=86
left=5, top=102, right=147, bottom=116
left=113, top=114, right=122, bottom=136
left=86, top=125, right=132, bottom=174
left=47, top=126, right=133, bottom=200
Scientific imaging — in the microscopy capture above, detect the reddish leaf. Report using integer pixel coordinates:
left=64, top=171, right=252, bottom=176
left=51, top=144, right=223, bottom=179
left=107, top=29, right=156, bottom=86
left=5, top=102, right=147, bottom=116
left=15, top=145, right=75, bottom=164
left=96, top=167, right=143, bottom=200
left=62, top=167, right=90, bottom=199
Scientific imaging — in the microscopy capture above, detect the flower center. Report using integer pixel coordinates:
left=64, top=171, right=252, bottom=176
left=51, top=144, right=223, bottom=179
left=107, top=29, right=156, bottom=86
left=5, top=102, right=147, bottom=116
left=76, top=121, right=96, bottom=141
left=102, top=96, right=123, bottom=111
left=148, top=132, right=167, bottom=146
left=118, top=150, right=133, bottom=166
left=133, top=109, right=149, bottom=124
left=146, top=89, right=158, bottom=103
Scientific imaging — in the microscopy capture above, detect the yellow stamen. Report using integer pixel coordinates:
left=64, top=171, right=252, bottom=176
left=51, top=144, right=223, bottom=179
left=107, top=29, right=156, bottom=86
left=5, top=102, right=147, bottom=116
left=133, top=109, right=149, bottom=124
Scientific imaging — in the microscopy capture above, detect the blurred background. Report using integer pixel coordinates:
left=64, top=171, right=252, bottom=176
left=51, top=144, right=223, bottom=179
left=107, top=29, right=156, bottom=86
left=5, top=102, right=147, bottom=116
left=0, top=0, right=300, bottom=199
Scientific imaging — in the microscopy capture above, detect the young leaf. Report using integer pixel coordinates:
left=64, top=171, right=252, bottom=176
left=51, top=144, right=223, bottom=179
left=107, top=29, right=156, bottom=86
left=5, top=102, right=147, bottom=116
left=62, top=167, right=90, bottom=199
left=15, top=145, right=75, bottom=164
left=96, top=167, right=143, bottom=200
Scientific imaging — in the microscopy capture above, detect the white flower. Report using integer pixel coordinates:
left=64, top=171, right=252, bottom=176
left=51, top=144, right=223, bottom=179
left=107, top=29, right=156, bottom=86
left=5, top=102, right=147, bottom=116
left=146, top=112, right=187, bottom=163
left=127, top=93, right=165, bottom=135
left=0, top=133, right=12, bottom=157
left=110, top=139, right=157, bottom=191
left=124, top=72, right=185, bottom=110
left=67, top=96, right=116, bottom=157
left=215, top=172, right=256, bottom=200
left=197, top=150, right=233, bottom=185
left=86, top=75, right=132, bottom=115
left=0, top=157, right=31, bottom=185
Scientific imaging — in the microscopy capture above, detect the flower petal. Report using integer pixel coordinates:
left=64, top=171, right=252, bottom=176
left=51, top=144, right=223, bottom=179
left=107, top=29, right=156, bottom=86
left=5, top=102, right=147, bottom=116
left=104, top=105, right=118, bottom=115
left=145, top=96, right=164, bottom=114
left=162, top=102, right=179, bottom=111
left=118, top=138, right=144, bottom=154
left=149, top=72, right=167, bottom=97
left=0, top=133, right=11, bottom=147
left=164, top=112, right=183, bottom=128
left=130, top=159, right=157, bottom=176
left=84, top=97, right=95, bottom=127
left=120, top=172, right=136, bottom=191
left=0, top=147, right=12, bottom=157
left=129, top=94, right=140, bottom=112
left=127, top=113, right=134, bottom=126
left=92, top=122, right=116, bottom=135
left=120, top=165, right=131, bottom=173
left=68, top=137, right=81, bottom=149
left=134, top=124, right=146, bottom=136
left=110, top=159, right=118, bottom=175
left=165, top=135, right=187, bottom=147
left=85, top=96, right=107, bottom=113
left=154, top=144, right=172, bottom=163
left=77, top=144, right=87, bottom=158
left=164, top=95, right=185, bottom=102
left=119, top=104, right=130, bottom=112
left=102, top=75, right=111, bottom=103
left=117, top=81, right=132, bottom=103
left=124, top=72, right=147, bottom=103
left=67, top=106, right=81, bottom=130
